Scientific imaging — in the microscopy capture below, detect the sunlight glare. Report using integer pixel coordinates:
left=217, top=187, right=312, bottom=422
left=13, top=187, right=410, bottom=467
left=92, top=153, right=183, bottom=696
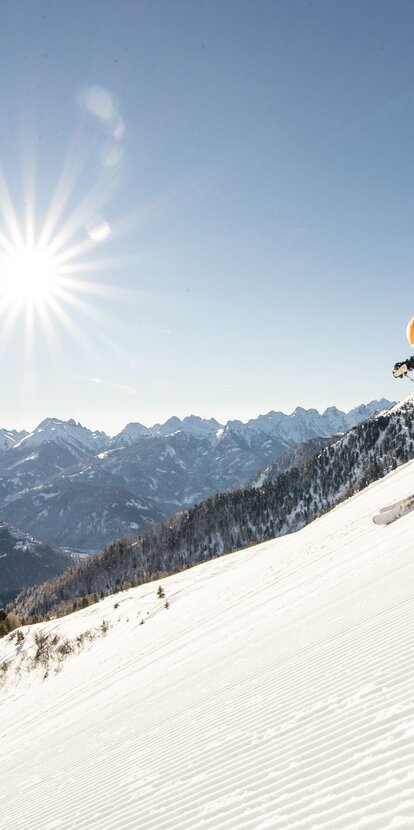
left=0, top=85, right=131, bottom=365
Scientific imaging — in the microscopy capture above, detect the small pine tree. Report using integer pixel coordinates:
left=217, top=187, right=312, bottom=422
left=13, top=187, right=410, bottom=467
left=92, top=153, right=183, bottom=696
left=4, top=612, right=21, bottom=634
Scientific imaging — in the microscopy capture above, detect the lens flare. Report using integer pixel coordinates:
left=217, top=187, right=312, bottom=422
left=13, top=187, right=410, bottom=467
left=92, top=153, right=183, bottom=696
left=86, top=217, right=111, bottom=242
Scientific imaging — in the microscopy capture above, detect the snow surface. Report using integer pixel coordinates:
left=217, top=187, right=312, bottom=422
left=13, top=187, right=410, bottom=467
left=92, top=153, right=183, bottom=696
left=1, top=458, right=414, bottom=829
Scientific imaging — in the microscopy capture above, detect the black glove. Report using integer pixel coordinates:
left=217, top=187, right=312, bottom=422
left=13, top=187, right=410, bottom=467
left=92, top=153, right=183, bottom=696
left=393, top=361, right=409, bottom=378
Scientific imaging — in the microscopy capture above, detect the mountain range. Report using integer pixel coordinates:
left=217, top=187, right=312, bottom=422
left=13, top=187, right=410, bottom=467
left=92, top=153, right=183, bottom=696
left=0, top=400, right=392, bottom=552
left=13, top=395, right=412, bottom=621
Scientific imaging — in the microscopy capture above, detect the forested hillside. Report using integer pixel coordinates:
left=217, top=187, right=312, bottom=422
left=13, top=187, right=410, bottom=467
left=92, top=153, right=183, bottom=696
left=248, top=435, right=338, bottom=487
left=13, top=398, right=414, bottom=620
left=0, top=523, right=72, bottom=607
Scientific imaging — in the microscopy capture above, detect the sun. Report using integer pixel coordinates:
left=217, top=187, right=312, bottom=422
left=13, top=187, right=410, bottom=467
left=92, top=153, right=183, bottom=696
left=0, top=164, right=118, bottom=351
left=0, top=245, right=58, bottom=306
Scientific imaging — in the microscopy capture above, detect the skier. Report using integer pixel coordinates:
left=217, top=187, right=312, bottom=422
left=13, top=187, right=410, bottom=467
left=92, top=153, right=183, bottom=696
left=393, top=317, right=414, bottom=378
left=393, top=357, right=414, bottom=378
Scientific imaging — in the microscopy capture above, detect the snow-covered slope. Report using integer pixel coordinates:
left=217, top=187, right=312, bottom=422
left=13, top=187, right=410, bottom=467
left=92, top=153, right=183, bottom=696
left=1, top=455, right=414, bottom=828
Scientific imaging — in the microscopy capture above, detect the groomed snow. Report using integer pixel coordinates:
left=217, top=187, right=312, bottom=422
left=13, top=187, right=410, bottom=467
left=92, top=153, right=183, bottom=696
left=1, top=458, right=414, bottom=829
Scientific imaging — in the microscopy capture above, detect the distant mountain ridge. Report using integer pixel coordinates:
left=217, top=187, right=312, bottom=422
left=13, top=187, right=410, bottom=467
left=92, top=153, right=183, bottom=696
left=3, top=399, right=392, bottom=450
left=0, top=399, right=394, bottom=552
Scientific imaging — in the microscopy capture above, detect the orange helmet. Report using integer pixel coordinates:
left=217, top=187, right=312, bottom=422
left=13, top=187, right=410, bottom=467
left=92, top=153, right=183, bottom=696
left=407, top=317, right=414, bottom=346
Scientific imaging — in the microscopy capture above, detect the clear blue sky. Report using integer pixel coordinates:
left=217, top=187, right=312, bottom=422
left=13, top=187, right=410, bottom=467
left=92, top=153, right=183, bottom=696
left=0, top=0, right=413, bottom=433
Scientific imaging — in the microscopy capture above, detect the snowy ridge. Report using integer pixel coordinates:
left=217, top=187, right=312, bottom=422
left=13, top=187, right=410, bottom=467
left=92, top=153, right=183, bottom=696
left=1, top=457, right=414, bottom=828
left=15, top=417, right=107, bottom=454
left=150, top=414, right=222, bottom=439
left=0, top=428, right=28, bottom=450
left=2, top=399, right=393, bottom=450
left=225, top=398, right=392, bottom=446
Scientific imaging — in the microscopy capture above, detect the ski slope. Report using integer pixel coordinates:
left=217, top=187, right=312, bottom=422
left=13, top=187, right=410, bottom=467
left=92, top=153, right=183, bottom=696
left=1, top=458, right=414, bottom=829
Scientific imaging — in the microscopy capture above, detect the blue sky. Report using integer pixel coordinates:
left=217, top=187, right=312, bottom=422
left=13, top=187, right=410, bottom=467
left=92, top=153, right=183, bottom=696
left=0, top=0, right=413, bottom=433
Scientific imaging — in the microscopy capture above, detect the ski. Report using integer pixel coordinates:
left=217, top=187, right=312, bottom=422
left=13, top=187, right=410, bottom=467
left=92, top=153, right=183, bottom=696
left=373, top=496, right=414, bottom=526
left=377, top=494, right=414, bottom=514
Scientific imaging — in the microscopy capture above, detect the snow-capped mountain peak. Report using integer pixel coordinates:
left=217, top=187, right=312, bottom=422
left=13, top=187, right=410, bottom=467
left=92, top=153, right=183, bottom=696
left=348, top=397, right=394, bottom=420
left=15, top=418, right=108, bottom=454
left=111, top=422, right=149, bottom=447
left=151, top=415, right=222, bottom=438
left=152, top=416, right=184, bottom=437
left=181, top=415, right=222, bottom=436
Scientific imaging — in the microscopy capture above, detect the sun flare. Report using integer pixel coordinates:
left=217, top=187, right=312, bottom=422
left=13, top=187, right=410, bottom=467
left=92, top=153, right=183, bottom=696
left=0, top=84, right=133, bottom=372
left=0, top=161, right=119, bottom=353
